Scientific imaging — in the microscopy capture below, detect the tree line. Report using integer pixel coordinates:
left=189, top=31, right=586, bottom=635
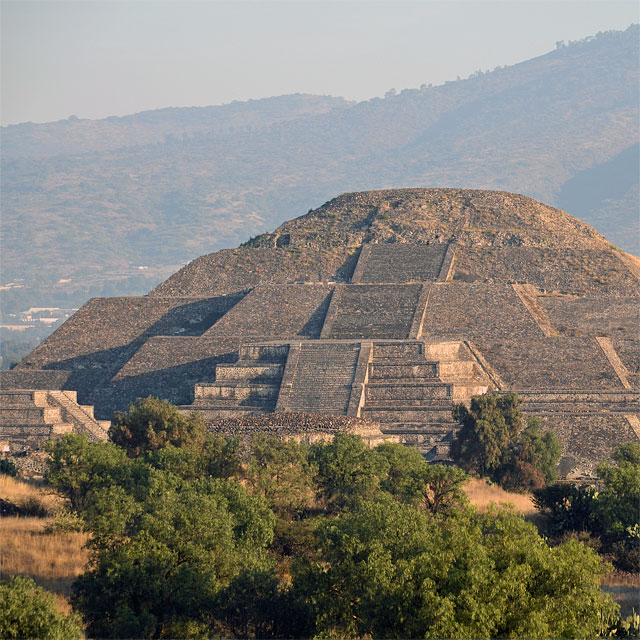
left=1, top=394, right=638, bottom=638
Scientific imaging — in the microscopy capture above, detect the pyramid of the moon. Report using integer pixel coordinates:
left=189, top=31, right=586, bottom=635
left=3, top=189, right=639, bottom=474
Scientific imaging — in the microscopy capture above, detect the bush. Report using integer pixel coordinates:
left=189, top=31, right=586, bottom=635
left=109, top=396, right=207, bottom=458
left=0, top=575, right=84, bottom=639
left=0, top=458, right=18, bottom=477
left=44, top=510, right=85, bottom=534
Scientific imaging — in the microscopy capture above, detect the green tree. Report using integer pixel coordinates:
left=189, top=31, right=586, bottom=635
left=146, top=435, right=242, bottom=481
left=309, top=434, right=388, bottom=511
left=292, top=498, right=619, bottom=639
left=45, top=433, right=130, bottom=511
left=109, top=396, right=207, bottom=457
left=450, top=391, right=524, bottom=477
left=420, top=463, right=469, bottom=516
left=73, top=473, right=275, bottom=638
left=374, top=441, right=429, bottom=504
left=496, top=417, right=562, bottom=490
left=215, top=569, right=307, bottom=639
left=0, top=576, right=83, bottom=640
left=245, top=436, right=314, bottom=518
left=451, top=393, right=561, bottom=491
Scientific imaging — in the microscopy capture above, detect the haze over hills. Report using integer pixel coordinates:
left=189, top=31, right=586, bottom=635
left=1, top=26, right=638, bottom=318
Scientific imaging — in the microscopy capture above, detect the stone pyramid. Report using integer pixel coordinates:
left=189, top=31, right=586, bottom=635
left=3, top=189, right=638, bottom=474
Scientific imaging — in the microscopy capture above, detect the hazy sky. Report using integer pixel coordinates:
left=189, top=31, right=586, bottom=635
left=1, top=0, right=638, bottom=126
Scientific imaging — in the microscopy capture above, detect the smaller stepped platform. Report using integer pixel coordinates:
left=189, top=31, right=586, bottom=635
left=0, top=389, right=109, bottom=452
left=278, top=342, right=362, bottom=414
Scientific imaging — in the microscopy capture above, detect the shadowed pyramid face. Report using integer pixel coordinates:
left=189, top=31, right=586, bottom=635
left=3, top=189, right=639, bottom=476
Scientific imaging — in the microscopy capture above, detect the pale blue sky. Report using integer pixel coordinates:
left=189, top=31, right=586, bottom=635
left=1, top=0, right=638, bottom=125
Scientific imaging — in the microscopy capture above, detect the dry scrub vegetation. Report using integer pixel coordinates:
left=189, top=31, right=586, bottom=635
left=464, top=477, right=536, bottom=515
left=0, top=475, right=89, bottom=599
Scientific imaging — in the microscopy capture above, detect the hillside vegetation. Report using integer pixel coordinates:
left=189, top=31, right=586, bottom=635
left=1, top=27, right=638, bottom=316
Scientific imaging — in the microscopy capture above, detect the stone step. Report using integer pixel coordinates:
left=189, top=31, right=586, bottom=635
left=369, top=362, right=439, bottom=379
left=184, top=406, right=270, bottom=420
left=0, top=390, right=50, bottom=407
left=439, top=361, right=482, bottom=379
left=0, top=406, right=63, bottom=425
left=215, top=363, right=284, bottom=382
left=371, top=342, right=425, bottom=360
left=238, top=344, right=289, bottom=363
left=362, top=407, right=455, bottom=423
left=365, top=398, right=454, bottom=409
left=195, top=383, right=279, bottom=402
left=379, top=422, right=457, bottom=436
left=51, top=423, right=75, bottom=435
left=423, top=341, right=468, bottom=361
left=356, top=244, right=448, bottom=283
left=365, top=382, right=452, bottom=402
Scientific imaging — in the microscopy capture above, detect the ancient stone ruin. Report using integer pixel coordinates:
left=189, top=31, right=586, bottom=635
left=2, top=189, right=638, bottom=475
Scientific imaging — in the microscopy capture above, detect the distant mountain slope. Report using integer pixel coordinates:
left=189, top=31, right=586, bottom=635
left=1, top=26, right=638, bottom=314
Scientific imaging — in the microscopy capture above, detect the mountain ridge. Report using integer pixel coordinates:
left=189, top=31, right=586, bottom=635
left=1, top=26, right=638, bottom=319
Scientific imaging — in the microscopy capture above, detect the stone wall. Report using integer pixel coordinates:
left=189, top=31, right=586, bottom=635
left=20, top=295, right=243, bottom=367
left=205, top=284, right=334, bottom=339
left=453, top=247, right=639, bottom=296
left=423, top=283, right=543, bottom=340
left=151, top=247, right=359, bottom=297
left=355, top=243, right=448, bottom=283
left=474, top=337, right=622, bottom=390
left=325, top=285, right=422, bottom=339
left=540, top=296, right=639, bottom=337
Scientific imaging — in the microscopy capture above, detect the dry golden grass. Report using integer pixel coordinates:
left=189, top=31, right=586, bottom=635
left=601, top=573, right=640, bottom=618
left=0, top=474, right=64, bottom=515
left=0, top=516, right=89, bottom=596
left=464, top=477, right=536, bottom=516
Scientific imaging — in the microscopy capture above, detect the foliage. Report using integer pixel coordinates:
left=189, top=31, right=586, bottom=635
left=420, top=463, right=469, bottom=515
left=145, top=435, right=242, bottom=480
left=374, top=441, right=429, bottom=504
left=43, top=510, right=85, bottom=534
left=0, top=575, right=84, bottom=640
left=73, top=474, right=275, bottom=638
left=109, top=396, right=207, bottom=457
left=245, top=436, right=314, bottom=518
left=534, top=443, right=640, bottom=571
left=0, top=458, right=18, bottom=476
left=451, top=393, right=561, bottom=491
left=451, top=392, right=524, bottom=477
left=495, top=417, right=562, bottom=490
left=38, top=401, right=631, bottom=639
left=291, top=498, right=618, bottom=639
left=45, top=433, right=130, bottom=511
left=215, top=569, right=307, bottom=639
left=309, top=433, right=388, bottom=511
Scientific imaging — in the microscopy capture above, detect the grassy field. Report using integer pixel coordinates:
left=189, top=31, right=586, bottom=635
left=464, top=477, right=536, bottom=515
left=0, top=475, right=89, bottom=608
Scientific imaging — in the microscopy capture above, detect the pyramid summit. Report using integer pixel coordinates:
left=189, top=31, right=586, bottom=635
left=2, top=189, right=639, bottom=475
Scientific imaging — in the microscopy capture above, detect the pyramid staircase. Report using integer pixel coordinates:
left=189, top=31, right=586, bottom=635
left=187, top=339, right=493, bottom=458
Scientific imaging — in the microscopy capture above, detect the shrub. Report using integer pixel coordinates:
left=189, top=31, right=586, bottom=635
left=0, top=575, right=83, bottom=639
left=0, top=459, right=18, bottom=477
